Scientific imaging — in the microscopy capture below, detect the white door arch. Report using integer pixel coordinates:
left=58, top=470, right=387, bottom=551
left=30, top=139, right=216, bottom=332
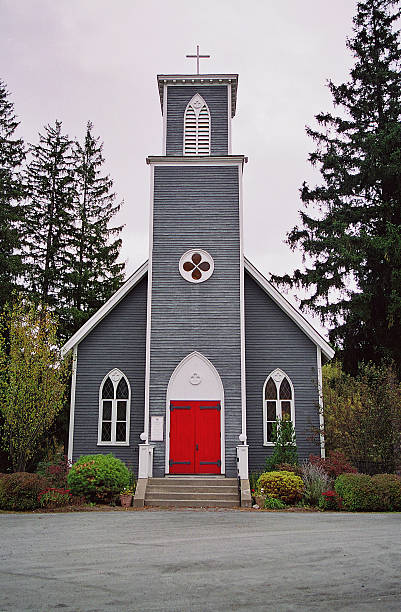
left=165, top=351, right=225, bottom=474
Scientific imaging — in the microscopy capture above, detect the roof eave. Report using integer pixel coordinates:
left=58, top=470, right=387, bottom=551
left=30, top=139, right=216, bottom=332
left=62, top=257, right=335, bottom=362
left=157, top=74, right=238, bottom=117
left=61, top=261, right=148, bottom=357
left=244, top=258, right=335, bottom=360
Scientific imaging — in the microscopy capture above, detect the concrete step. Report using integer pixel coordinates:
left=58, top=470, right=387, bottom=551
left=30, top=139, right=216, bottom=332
left=146, top=490, right=239, bottom=501
left=146, top=485, right=238, bottom=495
left=149, top=478, right=237, bottom=486
left=145, top=498, right=240, bottom=508
left=145, top=477, right=240, bottom=508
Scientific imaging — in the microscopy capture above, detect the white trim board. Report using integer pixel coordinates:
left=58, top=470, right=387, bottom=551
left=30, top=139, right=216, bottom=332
left=146, top=155, right=247, bottom=167
left=144, top=164, right=155, bottom=443
left=62, top=258, right=334, bottom=361
left=239, top=165, right=247, bottom=443
left=67, top=345, right=77, bottom=462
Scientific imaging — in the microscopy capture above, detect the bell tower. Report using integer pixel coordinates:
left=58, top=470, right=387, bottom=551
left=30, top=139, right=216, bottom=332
left=144, top=57, right=246, bottom=478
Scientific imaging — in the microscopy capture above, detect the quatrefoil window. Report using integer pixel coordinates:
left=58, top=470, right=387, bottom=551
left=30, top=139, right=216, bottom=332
left=179, top=249, right=214, bottom=283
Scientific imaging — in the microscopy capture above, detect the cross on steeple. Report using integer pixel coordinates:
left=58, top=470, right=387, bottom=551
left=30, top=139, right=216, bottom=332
left=186, top=45, right=210, bottom=74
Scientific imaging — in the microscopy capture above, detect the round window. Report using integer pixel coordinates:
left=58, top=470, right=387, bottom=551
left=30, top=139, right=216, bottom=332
left=179, top=249, right=214, bottom=283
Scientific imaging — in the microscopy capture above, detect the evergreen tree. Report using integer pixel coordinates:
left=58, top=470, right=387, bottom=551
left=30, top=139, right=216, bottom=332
left=272, top=0, right=401, bottom=375
left=24, top=121, right=75, bottom=319
left=62, top=121, right=125, bottom=336
left=0, top=79, right=25, bottom=309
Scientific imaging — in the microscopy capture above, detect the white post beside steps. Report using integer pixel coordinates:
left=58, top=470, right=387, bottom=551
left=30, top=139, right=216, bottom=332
left=237, top=444, right=252, bottom=507
left=236, top=444, right=248, bottom=479
left=134, top=443, right=154, bottom=507
left=138, top=443, right=154, bottom=478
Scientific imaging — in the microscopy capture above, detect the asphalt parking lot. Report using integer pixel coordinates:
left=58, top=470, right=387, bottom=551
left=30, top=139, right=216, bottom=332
left=1, top=509, right=400, bottom=611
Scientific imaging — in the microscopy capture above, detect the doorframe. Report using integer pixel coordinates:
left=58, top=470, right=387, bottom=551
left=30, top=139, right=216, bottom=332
left=165, top=351, right=225, bottom=475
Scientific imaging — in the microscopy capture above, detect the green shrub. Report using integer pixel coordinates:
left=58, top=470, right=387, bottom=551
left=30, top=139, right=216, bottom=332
left=0, top=472, right=50, bottom=510
left=318, top=490, right=343, bottom=511
left=249, top=470, right=263, bottom=499
left=334, top=473, right=401, bottom=511
left=38, top=488, right=72, bottom=508
left=371, top=474, right=401, bottom=511
left=265, top=419, right=298, bottom=471
left=67, top=454, right=130, bottom=503
left=264, top=496, right=286, bottom=510
left=275, top=462, right=303, bottom=477
left=257, top=470, right=304, bottom=504
left=334, top=474, right=378, bottom=511
left=36, top=453, right=71, bottom=488
left=301, top=461, right=331, bottom=506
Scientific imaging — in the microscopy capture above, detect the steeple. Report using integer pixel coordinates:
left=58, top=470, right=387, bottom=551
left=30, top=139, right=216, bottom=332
left=157, top=73, right=238, bottom=156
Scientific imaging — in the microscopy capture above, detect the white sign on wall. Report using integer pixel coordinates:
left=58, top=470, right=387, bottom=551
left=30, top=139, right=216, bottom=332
left=151, top=416, right=164, bottom=441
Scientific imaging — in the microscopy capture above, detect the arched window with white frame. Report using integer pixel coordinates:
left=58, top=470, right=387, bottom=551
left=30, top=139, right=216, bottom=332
left=263, top=369, right=295, bottom=445
left=183, top=93, right=211, bottom=155
left=98, top=369, right=130, bottom=445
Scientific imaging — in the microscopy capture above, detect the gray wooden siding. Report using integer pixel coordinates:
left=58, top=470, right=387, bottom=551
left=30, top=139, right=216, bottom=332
left=244, top=271, right=321, bottom=473
left=72, top=276, right=147, bottom=471
left=150, top=165, right=241, bottom=476
left=166, top=85, right=228, bottom=156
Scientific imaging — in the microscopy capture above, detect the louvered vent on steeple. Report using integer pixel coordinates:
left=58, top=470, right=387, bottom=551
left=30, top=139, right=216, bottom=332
left=184, top=94, right=211, bottom=155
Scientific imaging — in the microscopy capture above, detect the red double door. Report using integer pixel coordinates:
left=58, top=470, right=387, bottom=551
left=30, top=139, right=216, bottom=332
left=169, top=400, right=221, bottom=474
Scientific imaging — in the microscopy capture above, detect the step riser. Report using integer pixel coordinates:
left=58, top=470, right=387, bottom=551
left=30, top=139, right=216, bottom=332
left=146, top=492, right=239, bottom=501
left=149, top=478, right=237, bottom=486
left=145, top=478, right=239, bottom=508
left=146, top=486, right=238, bottom=494
left=146, top=499, right=239, bottom=508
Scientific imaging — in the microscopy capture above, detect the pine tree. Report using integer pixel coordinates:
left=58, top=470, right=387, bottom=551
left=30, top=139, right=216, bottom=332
left=24, top=121, right=75, bottom=318
left=273, top=0, right=401, bottom=375
left=62, top=121, right=125, bottom=336
left=0, top=79, right=25, bottom=310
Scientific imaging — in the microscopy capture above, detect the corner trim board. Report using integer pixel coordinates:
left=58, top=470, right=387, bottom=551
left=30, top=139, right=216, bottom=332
left=67, top=345, right=77, bottom=463
left=239, top=164, right=247, bottom=443
left=162, top=84, right=167, bottom=155
left=144, top=164, right=155, bottom=443
left=317, top=346, right=326, bottom=458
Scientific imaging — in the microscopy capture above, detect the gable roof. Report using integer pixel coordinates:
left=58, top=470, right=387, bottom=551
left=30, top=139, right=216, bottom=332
left=61, top=260, right=148, bottom=356
left=244, top=259, right=334, bottom=360
left=62, top=258, right=334, bottom=360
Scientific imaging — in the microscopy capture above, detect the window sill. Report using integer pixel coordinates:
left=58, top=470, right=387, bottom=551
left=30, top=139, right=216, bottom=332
left=97, top=442, right=130, bottom=447
left=263, top=443, right=274, bottom=447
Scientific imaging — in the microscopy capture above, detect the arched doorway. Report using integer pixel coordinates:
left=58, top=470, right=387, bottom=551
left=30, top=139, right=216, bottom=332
left=165, top=352, right=225, bottom=474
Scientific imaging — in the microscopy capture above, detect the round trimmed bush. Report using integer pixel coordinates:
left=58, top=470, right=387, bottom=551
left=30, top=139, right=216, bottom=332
left=0, top=472, right=50, bottom=511
left=67, top=454, right=131, bottom=503
left=257, top=470, right=304, bottom=505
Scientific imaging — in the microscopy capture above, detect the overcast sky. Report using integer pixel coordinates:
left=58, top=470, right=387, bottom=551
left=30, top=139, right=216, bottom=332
left=1, top=0, right=358, bottom=334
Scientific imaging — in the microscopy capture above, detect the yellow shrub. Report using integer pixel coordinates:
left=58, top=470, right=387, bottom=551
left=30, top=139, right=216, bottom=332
left=257, top=470, right=304, bottom=504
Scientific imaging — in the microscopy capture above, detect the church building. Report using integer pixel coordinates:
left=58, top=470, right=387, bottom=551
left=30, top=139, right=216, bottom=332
left=63, top=59, right=334, bottom=506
